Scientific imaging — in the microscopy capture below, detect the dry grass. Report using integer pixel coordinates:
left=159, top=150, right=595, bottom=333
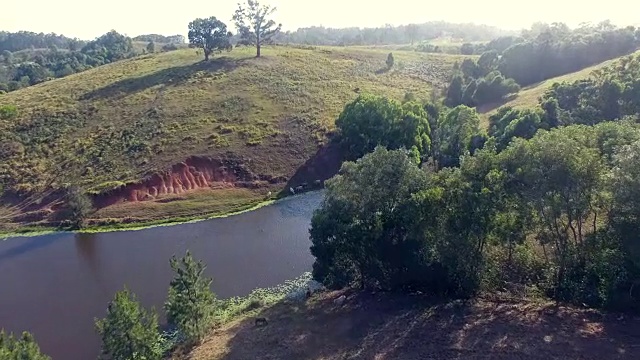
left=183, top=290, right=640, bottom=360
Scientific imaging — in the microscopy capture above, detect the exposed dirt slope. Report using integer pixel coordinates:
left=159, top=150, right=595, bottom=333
left=184, top=291, right=640, bottom=360
left=0, top=46, right=468, bottom=230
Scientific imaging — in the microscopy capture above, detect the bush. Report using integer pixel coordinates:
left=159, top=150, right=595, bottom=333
left=0, top=331, right=50, bottom=359
left=336, top=94, right=431, bottom=161
left=386, top=52, right=394, bottom=68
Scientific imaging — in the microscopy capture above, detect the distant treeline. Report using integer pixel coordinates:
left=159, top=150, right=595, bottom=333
left=0, top=31, right=186, bottom=93
left=132, top=34, right=185, bottom=44
left=274, top=21, right=512, bottom=46
left=445, top=22, right=640, bottom=107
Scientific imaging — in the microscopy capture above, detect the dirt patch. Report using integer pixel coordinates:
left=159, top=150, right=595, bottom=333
left=184, top=291, right=640, bottom=360
left=93, top=156, right=278, bottom=208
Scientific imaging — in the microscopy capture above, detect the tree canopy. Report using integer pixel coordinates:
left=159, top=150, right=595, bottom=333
left=188, top=17, right=232, bottom=61
left=336, top=94, right=431, bottom=161
left=0, top=331, right=50, bottom=360
left=165, top=251, right=217, bottom=344
left=233, top=0, right=282, bottom=57
left=95, top=288, right=162, bottom=360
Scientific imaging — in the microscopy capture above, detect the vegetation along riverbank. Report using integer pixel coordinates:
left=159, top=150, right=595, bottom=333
left=3, top=2, right=640, bottom=358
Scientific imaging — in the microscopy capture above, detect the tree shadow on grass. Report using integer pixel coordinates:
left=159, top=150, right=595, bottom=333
left=80, top=57, right=249, bottom=101
left=375, top=66, right=392, bottom=75
left=199, top=290, right=640, bottom=360
left=476, top=93, right=519, bottom=114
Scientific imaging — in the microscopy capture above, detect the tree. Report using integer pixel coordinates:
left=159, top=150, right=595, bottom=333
left=146, top=41, right=155, bottom=53
left=405, top=24, right=419, bottom=45
left=336, top=94, right=431, bottom=161
left=233, top=0, right=282, bottom=57
left=445, top=74, right=463, bottom=107
left=64, top=187, right=93, bottom=229
left=460, top=43, right=475, bottom=55
left=187, top=17, right=232, bottom=61
left=310, top=147, right=429, bottom=290
left=434, top=105, right=483, bottom=168
left=0, top=330, right=50, bottom=360
left=1, top=50, right=11, bottom=64
left=95, top=289, right=162, bottom=360
left=386, top=52, right=394, bottom=68
left=165, top=251, right=216, bottom=344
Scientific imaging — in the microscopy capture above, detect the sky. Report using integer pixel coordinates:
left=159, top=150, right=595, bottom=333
left=1, top=0, right=638, bottom=40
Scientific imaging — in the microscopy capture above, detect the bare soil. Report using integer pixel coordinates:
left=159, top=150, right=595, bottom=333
left=182, top=290, right=640, bottom=360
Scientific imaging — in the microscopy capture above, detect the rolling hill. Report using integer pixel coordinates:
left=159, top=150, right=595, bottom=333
left=0, top=45, right=467, bottom=232
left=479, top=50, right=640, bottom=123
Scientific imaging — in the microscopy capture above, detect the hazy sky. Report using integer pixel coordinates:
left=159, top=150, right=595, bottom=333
left=1, top=0, right=637, bottom=40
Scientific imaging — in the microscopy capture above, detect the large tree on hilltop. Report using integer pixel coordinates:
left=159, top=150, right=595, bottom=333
left=188, top=17, right=232, bottom=61
left=233, top=0, right=282, bottom=57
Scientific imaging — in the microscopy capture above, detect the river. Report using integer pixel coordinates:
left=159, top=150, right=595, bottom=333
left=0, top=191, right=323, bottom=359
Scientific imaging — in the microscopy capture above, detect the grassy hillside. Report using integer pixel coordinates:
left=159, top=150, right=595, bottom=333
left=179, top=290, right=640, bottom=360
left=479, top=50, right=640, bottom=123
left=0, top=45, right=466, bottom=231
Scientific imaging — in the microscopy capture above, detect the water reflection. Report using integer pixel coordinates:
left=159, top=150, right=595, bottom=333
left=0, top=191, right=323, bottom=360
left=75, top=232, right=101, bottom=283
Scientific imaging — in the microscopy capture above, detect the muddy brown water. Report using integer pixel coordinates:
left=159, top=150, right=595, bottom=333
left=0, top=191, right=323, bottom=360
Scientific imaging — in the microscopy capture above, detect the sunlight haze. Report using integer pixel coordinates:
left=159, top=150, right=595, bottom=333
left=1, top=0, right=637, bottom=39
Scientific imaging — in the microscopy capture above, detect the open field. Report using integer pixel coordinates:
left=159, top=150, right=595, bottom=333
left=0, top=45, right=467, bottom=230
left=181, top=290, right=640, bottom=360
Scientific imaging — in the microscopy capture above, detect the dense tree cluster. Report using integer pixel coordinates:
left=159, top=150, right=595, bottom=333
left=498, top=22, right=640, bottom=86
left=313, top=122, right=640, bottom=308
left=0, top=331, right=50, bottom=360
left=335, top=94, right=431, bottom=161
left=489, top=53, right=640, bottom=149
left=0, top=30, right=135, bottom=92
left=0, top=31, right=82, bottom=53
left=274, top=22, right=510, bottom=46
left=314, top=47, right=640, bottom=310
left=132, top=34, right=185, bottom=44
left=95, top=252, right=217, bottom=358
left=445, top=62, right=521, bottom=108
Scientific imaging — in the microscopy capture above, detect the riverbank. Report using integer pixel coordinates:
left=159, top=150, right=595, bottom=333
left=180, top=289, right=640, bottom=360
left=0, top=188, right=323, bottom=240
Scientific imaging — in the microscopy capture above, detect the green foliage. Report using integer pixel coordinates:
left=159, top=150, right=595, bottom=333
left=433, top=105, right=484, bottom=168
left=445, top=74, right=463, bottom=107
left=233, top=0, right=282, bottom=57
left=188, top=17, right=232, bottom=61
left=276, top=22, right=508, bottom=46
left=313, top=121, right=640, bottom=310
left=165, top=251, right=217, bottom=344
left=460, top=43, right=475, bottom=55
left=540, top=53, right=640, bottom=125
left=146, top=41, right=155, bottom=54
left=445, top=57, right=520, bottom=107
left=95, top=288, right=163, bottom=360
left=310, top=147, right=430, bottom=290
left=0, top=104, right=17, bottom=119
left=62, top=187, right=93, bottom=229
left=336, top=94, right=431, bottom=161
left=0, top=330, right=50, bottom=360
left=0, top=30, right=136, bottom=92
left=499, top=22, right=639, bottom=86
left=386, top=52, right=394, bottom=68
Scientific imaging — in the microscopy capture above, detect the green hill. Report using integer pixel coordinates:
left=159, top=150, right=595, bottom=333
left=479, top=50, right=640, bottom=124
left=0, top=45, right=466, bottom=231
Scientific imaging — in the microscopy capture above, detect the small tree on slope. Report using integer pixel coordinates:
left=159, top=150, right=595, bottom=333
left=95, top=288, right=163, bottom=360
left=188, top=17, right=232, bottom=61
left=164, top=251, right=217, bottom=344
left=233, top=0, right=282, bottom=57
